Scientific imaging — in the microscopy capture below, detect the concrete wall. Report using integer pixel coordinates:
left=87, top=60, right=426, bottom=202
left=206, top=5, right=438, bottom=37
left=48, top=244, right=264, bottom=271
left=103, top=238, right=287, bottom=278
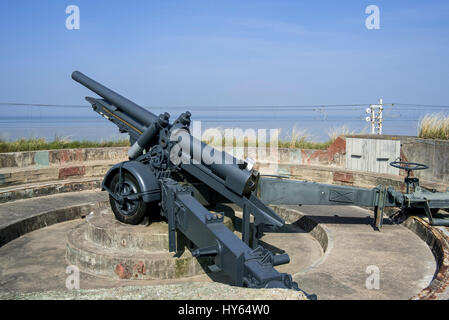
left=0, top=147, right=129, bottom=169
left=345, top=138, right=400, bottom=175
left=1, top=134, right=448, bottom=186
left=0, top=138, right=347, bottom=170
left=346, top=135, right=449, bottom=184
left=226, top=137, right=346, bottom=167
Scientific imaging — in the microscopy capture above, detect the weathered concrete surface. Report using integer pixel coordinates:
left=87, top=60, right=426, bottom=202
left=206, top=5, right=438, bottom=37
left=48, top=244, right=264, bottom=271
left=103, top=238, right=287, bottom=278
left=0, top=160, right=115, bottom=187
left=0, top=141, right=346, bottom=192
left=66, top=208, right=234, bottom=280
left=0, top=192, right=322, bottom=295
left=0, top=204, right=439, bottom=300
left=0, top=177, right=102, bottom=203
left=403, top=218, right=449, bottom=300
left=345, top=134, right=449, bottom=185
left=0, top=147, right=129, bottom=169
left=0, top=188, right=435, bottom=299
left=0, top=191, right=108, bottom=246
left=0, top=142, right=345, bottom=170
left=67, top=222, right=214, bottom=280
left=0, top=282, right=307, bottom=300
left=227, top=139, right=345, bottom=167
left=0, top=220, right=215, bottom=294
left=287, top=205, right=436, bottom=300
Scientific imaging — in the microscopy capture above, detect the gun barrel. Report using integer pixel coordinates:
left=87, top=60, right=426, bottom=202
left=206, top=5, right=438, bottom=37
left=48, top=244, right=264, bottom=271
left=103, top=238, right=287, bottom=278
left=71, top=71, right=158, bottom=126
left=72, top=71, right=259, bottom=195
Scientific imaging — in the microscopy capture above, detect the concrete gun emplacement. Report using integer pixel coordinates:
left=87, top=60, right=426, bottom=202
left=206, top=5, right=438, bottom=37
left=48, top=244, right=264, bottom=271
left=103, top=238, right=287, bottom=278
left=72, top=70, right=449, bottom=292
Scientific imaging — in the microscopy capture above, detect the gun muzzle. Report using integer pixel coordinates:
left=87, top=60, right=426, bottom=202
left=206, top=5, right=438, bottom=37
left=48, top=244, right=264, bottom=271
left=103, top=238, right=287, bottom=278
left=72, top=71, right=158, bottom=127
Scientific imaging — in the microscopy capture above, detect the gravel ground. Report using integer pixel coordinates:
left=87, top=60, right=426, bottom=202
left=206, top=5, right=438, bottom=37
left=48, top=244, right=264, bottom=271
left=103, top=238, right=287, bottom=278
left=0, top=282, right=308, bottom=300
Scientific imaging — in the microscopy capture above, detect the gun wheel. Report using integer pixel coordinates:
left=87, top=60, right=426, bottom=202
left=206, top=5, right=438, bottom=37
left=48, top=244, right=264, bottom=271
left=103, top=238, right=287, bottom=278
left=109, top=172, right=148, bottom=225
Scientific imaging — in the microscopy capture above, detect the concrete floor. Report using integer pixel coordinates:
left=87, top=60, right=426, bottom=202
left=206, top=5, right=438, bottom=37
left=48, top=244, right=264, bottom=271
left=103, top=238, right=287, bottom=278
left=290, top=205, right=436, bottom=299
left=0, top=215, right=323, bottom=294
left=0, top=196, right=437, bottom=299
left=0, top=219, right=215, bottom=293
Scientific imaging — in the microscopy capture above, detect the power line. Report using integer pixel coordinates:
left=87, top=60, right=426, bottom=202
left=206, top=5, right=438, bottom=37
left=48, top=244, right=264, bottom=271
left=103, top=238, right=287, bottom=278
left=1, top=101, right=449, bottom=117
left=0, top=101, right=373, bottom=110
left=386, top=103, right=449, bottom=108
left=0, top=102, right=89, bottom=108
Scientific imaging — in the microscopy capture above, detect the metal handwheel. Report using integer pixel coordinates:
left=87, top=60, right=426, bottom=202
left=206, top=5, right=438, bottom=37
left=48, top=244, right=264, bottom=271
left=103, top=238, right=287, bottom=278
left=390, top=161, right=429, bottom=194
left=389, top=161, right=429, bottom=172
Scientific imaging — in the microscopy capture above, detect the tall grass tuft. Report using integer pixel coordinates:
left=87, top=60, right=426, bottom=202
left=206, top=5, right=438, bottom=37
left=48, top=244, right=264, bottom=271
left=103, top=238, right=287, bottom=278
left=327, top=125, right=355, bottom=142
left=418, top=113, right=449, bottom=140
left=202, top=125, right=354, bottom=150
left=277, top=126, right=330, bottom=149
left=0, top=124, right=357, bottom=153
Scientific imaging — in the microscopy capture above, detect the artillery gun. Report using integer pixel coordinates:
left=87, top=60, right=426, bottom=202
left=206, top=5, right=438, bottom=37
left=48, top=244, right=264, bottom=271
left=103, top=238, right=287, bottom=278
left=72, top=71, right=296, bottom=290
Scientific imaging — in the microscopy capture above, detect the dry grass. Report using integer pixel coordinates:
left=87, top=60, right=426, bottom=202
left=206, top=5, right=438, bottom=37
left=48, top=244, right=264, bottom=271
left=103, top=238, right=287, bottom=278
left=418, top=113, right=449, bottom=140
left=327, top=125, right=355, bottom=142
left=202, top=125, right=354, bottom=150
left=0, top=124, right=354, bottom=153
left=0, top=137, right=130, bottom=153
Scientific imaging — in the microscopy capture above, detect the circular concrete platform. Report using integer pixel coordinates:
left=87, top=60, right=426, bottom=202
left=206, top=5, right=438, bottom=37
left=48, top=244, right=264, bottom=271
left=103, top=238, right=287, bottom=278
left=66, top=207, right=234, bottom=280
left=0, top=196, right=323, bottom=294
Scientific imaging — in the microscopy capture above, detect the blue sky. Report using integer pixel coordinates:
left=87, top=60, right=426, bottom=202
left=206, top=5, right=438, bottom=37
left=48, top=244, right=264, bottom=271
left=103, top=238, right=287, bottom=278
left=0, top=1, right=448, bottom=140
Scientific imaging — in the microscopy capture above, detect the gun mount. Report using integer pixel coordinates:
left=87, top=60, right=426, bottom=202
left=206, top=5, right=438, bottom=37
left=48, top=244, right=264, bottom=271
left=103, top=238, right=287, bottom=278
left=72, top=71, right=296, bottom=290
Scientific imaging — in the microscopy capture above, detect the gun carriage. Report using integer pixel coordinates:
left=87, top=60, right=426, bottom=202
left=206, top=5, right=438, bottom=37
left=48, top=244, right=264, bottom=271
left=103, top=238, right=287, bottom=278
left=72, top=71, right=295, bottom=290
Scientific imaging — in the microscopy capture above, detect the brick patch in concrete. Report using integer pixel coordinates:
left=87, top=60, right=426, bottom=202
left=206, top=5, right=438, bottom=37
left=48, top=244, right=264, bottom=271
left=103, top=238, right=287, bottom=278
left=333, top=171, right=354, bottom=184
left=58, top=166, right=86, bottom=179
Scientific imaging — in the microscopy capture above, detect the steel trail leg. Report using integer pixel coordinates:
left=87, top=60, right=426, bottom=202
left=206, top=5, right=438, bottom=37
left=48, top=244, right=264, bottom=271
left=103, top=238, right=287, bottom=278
left=242, top=204, right=250, bottom=246
left=165, top=185, right=177, bottom=253
left=251, top=224, right=259, bottom=248
left=415, top=200, right=449, bottom=226
left=242, top=206, right=260, bottom=249
left=374, top=187, right=387, bottom=230
left=159, top=178, right=296, bottom=290
left=431, top=218, right=449, bottom=226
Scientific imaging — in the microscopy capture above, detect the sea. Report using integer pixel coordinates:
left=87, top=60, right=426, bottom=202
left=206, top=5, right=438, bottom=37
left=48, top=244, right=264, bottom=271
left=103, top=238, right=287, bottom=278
left=0, top=105, right=425, bottom=143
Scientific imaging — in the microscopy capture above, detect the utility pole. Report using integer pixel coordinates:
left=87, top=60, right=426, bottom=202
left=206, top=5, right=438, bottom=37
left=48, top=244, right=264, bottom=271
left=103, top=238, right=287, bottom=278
left=365, top=98, right=383, bottom=135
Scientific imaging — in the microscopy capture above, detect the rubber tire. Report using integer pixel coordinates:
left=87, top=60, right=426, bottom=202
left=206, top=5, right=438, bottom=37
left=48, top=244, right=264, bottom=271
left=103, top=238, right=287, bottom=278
left=109, top=172, right=148, bottom=225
